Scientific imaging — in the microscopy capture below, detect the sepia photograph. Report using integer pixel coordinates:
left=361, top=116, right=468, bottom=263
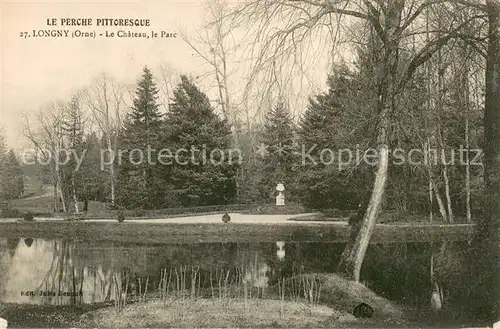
left=0, top=0, right=499, bottom=328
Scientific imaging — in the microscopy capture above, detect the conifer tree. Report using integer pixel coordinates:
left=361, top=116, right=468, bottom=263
left=0, top=128, right=5, bottom=155
left=78, top=132, right=109, bottom=210
left=161, top=75, right=237, bottom=207
left=0, top=150, right=24, bottom=202
left=118, top=66, right=163, bottom=208
left=258, top=100, right=298, bottom=202
left=234, top=125, right=266, bottom=204
left=297, top=66, right=373, bottom=210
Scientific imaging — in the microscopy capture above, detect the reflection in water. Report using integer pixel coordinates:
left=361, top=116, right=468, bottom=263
left=243, top=254, right=270, bottom=290
left=0, top=237, right=471, bottom=320
left=0, top=238, right=278, bottom=305
left=276, top=241, right=285, bottom=261
left=0, top=238, right=129, bottom=305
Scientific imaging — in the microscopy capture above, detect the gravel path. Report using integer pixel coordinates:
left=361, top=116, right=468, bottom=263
left=84, top=213, right=332, bottom=224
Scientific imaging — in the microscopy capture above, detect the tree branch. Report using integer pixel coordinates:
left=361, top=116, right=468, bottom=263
left=398, top=14, right=487, bottom=90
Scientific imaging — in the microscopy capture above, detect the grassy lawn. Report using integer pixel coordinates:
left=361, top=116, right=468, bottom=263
left=0, top=220, right=475, bottom=244
left=0, top=273, right=414, bottom=328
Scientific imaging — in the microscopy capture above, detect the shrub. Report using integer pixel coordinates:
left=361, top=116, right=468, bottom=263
left=117, top=212, right=125, bottom=223
left=74, top=212, right=85, bottom=221
left=0, top=209, right=10, bottom=218
left=133, top=209, right=146, bottom=217
left=23, top=212, right=34, bottom=221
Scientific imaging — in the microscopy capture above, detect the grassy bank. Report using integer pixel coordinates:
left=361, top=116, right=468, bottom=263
left=0, top=272, right=409, bottom=328
left=0, top=220, right=475, bottom=244
left=76, top=298, right=360, bottom=328
left=0, top=270, right=475, bottom=328
left=0, top=302, right=112, bottom=328
left=0, top=298, right=408, bottom=328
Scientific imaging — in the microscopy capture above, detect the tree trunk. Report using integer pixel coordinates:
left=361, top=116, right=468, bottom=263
left=58, top=179, right=67, bottom=213
left=465, top=118, right=471, bottom=222
left=483, top=0, right=500, bottom=238
left=480, top=1, right=500, bottom=319
left=464, top=1, right=500, bottom=321
left=434, top=186, right=448, bottom=222
left=338, top=145, right=389, bottom=281
left=71, top=173, right=79, bottom=213
left=106, top=135, right=116, bottom=205
left=427, top=154, right=447, bottom=222
left=213, top=49, right=227, bottom=121
left=337, top=0, right=403, bottom=282
left=436, top=35, right=453, bottom=223
left=54, top=164, right=67, bottom=213
left=429, top=178, right=433, bottom=222
left=442, top=165, right=454, bottom=222
left=461, top=41, right=472, bottom=223
left=53, top=180, right=58, bottom=213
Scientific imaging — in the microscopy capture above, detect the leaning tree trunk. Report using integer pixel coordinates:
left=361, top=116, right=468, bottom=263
left=483, top=0, right=500, bottom=238
left=337, top=142, right=389, bottom=282
left=337, top=1, right=402, bottom=282
left=434, top=187, right=448, bottom=222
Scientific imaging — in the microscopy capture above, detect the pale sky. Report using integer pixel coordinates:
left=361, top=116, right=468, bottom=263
left=1, top=0, right=217, bottom=149
left=1, top=0, right=346, bottom=151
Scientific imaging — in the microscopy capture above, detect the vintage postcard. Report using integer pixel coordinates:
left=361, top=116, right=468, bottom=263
left=1, top=0, right=499, bottom=328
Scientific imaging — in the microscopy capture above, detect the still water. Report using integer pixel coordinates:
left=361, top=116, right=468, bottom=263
left=0, top=237, right=471, bottom=318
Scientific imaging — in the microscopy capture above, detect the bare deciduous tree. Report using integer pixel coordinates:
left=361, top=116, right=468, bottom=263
left=156, top=62, right=179, bottom=113
left=180, top=0, right=239, bottom=127
left=23, top=102, right=68, bottom=212
left=82, top=73, right=129, bottom=206
left=224, top=0, right=481, bottom=281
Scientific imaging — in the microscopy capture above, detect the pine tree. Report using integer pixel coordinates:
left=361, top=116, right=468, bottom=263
left=0, top=130, right=5, bottom=188
left=297, top=66, right=373, bottom=210
left=258, top=100, right=298, bottom=202
left=79, top=133, right=109, bottom=208
left=0, top=129, right=5, bottom=155
left=161, top=75, right=238, bottom=207
left=0, top=150, right=24, bottom=202
left=118, top=66, right=163, bottom=209
left=234, top=126, right=266, bottom=204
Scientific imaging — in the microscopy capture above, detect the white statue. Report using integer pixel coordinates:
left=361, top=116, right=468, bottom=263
left=276, top=183, right=285, bottom=206
left=0, top=317, right=7, bottom=329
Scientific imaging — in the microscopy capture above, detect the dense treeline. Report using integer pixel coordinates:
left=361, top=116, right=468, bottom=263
left=16, top=55, right=485, bottom=215
left=21, top=69, right=239, bottom=211
left=9, top=0, right=500, bottom=322
left=0, top=141, right=24, bottom=205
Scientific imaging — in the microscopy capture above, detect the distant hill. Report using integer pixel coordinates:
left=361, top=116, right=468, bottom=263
left=7, top=164, right=54, bottom=214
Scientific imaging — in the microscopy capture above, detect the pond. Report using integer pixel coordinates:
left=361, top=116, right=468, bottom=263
left=0, top=236, right=493, bottom=328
